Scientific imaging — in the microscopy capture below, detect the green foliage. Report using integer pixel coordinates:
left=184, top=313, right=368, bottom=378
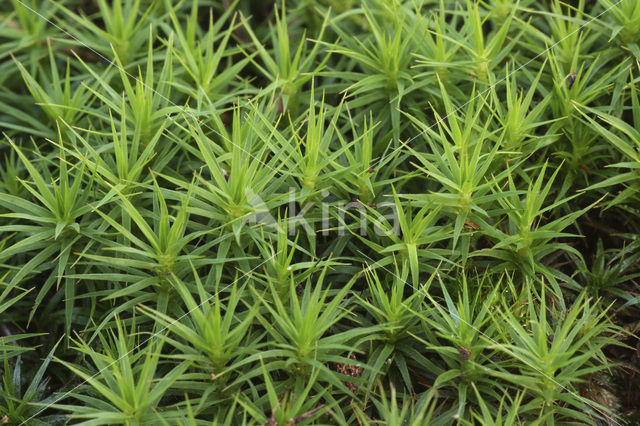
left=0, top=0, right=637, bottom=424
left=0, top=342, right=62, bottom=425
